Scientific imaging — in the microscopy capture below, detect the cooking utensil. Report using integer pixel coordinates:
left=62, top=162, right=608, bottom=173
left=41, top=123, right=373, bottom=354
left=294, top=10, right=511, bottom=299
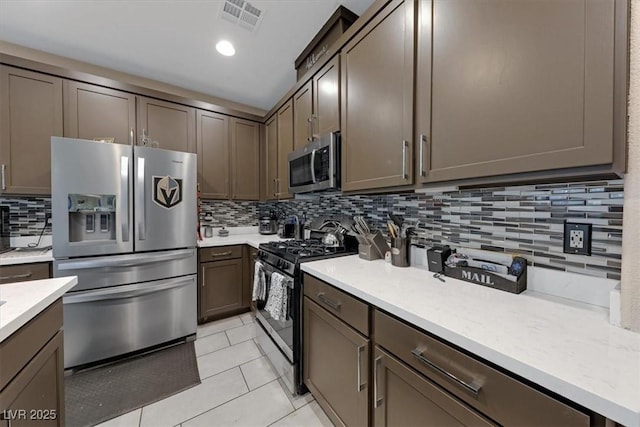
left=389, top=214, right=403, bottom=228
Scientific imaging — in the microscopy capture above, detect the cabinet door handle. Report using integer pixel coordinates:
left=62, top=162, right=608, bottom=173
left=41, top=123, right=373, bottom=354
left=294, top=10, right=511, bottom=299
left=1, top=164, right=6, bottom=190
left=411, top=348, right=481, bottom=396
left=356, top=345, right=366, bottom=392
left=129, top=128, right=135, bottom=146
left=307, top=116, right=313, bottom=142
left=210, top=251, right=233, bottom=257
left=317, top=292, right=341, bottom=310
left=374, top=356, right=383, bottom=408
left=419, top=134, right=428, bottom=177
left=402, top=140, right=408, bottom=180
left=0, top=272, right=32, bottom=281
left=273, top=178, right=277, bottom=197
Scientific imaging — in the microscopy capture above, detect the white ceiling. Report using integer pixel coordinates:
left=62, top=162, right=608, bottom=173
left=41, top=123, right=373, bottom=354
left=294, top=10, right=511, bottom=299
left=0, top=0, right=376, bottom=112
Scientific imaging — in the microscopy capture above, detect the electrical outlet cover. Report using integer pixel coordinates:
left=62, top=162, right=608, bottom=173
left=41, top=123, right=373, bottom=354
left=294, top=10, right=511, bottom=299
left=564, top=222, right=592, bottom=255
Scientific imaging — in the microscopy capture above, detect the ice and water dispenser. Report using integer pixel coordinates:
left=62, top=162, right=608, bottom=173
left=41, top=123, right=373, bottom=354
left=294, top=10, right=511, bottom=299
left=68, top=194, right=117, bottom=242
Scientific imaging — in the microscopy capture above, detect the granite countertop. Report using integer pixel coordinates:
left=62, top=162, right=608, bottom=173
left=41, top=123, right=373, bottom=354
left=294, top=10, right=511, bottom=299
left=0, top=248, right=54, bottom=266
left=0, top=276, right=77, bottom=343
left=301, top=256, right=640, bottom=427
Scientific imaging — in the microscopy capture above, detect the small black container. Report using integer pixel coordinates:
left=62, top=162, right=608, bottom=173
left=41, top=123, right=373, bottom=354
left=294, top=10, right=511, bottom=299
left=427, top=245, right=451, bottom=273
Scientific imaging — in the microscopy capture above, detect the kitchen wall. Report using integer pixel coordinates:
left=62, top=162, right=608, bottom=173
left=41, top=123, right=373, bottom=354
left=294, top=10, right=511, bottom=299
left=1, top=177, right=624, bottom=280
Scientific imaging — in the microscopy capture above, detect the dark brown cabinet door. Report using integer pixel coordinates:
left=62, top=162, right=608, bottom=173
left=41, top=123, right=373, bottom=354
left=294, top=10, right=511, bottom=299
left=197, top=110, right=229, bottom=199
left=277, top=100, right=294, bottom=199
left=0, top=66, right=62, bottom=195
left=230, top=118, right=260, bottom=200
left=373, top=347, right=494, bottom=427
left=417, top=0, right=616, bottom=183
left=264, top=115, right=278, bottom=200
left=313, top=55, right=340, bottom=136
left=199, top=258, right=244, bottom=320
left=0, top=331, right=65, bottom=427
left=303, top=297, right=369, bottom=427
left=293, top=81, right=313, bottom=151
left=137, top=97, right=196, bottom=153
left=63, top=81, right=136, bottom=145
left=341, top=0, right=414, bottom=192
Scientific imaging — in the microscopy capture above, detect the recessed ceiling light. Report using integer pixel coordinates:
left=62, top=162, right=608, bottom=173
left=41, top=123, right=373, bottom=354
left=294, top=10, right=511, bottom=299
left=216, top=40, right=236, bottom=57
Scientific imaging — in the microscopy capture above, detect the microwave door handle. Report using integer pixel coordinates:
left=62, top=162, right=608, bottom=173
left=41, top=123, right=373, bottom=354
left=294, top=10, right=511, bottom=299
left=310, top=149, right=317, bottom=183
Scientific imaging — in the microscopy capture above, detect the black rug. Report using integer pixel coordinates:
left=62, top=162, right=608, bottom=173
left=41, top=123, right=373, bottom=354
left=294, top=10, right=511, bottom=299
left=65, top=341, right=200, bottom=427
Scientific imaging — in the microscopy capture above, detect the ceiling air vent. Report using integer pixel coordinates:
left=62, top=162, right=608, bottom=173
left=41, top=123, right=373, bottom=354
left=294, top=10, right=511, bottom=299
left=219, top=0, right=264, bottom=33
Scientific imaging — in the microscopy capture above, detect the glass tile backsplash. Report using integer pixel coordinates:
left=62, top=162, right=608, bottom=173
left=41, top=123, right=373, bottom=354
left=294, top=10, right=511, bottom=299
left=1, top=178, right=624, bottom=279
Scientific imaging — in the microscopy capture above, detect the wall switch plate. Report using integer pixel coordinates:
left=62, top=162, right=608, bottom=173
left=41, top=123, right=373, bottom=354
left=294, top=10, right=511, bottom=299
left=563, top=222, right=592, bottom=255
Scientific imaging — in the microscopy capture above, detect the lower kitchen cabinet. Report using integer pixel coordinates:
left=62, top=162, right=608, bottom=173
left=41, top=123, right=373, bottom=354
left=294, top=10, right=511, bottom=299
left=0, top=262, right=51, bottom=285
left=0, top=300, right=65, bottom=426
left=374, top=309, right=592, bottom=427
left=198, top=246, right=250, bottom=322
left=303, top=296, right=369, bottom=427
left=373, top=346, right=494, bottom=427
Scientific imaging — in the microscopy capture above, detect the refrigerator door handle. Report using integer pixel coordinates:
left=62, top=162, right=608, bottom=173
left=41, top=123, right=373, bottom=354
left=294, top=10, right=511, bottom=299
left=120, top=156, right=130, bottom=242
left=137, top=157, right=146, bottom=240
left=63, top=276, right=195, bottom=304
left=56, top=249, right=195, bottom=271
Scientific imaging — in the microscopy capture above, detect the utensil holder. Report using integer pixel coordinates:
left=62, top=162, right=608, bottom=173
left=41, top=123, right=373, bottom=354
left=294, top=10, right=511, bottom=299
left=391, top=237, right=409, bottom=267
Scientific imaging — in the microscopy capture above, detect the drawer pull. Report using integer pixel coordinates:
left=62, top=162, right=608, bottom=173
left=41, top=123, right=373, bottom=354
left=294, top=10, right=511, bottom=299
left=374, top=356, right=383, bottom=407
left=0, top=272, right=33, bottom=281
left=317, top=293, right=341, bottom=310
left=356, top=345, right=365, bottom=392
left=211, top=251, right=233, bottom=257
left=411, top=348, right=481, bottom=396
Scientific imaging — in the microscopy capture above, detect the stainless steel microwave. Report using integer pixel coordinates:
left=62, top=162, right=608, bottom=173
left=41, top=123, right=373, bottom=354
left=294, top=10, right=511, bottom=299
left=288, top=132, right=340, bottom=194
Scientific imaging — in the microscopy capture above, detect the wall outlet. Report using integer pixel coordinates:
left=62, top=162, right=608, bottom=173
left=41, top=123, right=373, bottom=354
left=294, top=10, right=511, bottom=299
left=563, top=222, right=592, bottom=255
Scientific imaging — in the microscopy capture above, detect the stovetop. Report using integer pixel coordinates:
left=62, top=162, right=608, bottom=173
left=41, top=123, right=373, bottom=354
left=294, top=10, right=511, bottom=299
left=260, top=239, right=355, bottom=263
left=258, top=239, right=357, bottom=276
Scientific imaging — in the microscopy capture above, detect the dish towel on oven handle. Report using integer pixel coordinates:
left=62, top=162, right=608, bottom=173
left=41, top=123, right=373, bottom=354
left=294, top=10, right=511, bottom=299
left=252, top=260, right=267, bottom=302
left=264, top=272, right=291, bottom=321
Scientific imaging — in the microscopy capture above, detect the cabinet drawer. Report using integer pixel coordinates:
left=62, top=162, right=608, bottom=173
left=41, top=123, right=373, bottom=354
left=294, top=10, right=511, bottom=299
left=304, top=274, right=369, bottom=336
left=199, top=245, right=242, bottom=262
left=374, top=309, right=590, bottom=426
left=0, top=263, right=50, bottom=284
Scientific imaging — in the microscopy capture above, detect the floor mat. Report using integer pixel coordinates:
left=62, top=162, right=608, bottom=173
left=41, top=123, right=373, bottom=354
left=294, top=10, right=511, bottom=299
left=65, top=341, right=200, bottom=427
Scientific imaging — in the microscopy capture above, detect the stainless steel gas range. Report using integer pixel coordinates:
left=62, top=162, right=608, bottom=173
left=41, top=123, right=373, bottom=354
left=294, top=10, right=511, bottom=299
left=255, top=234, right=357, bottom=395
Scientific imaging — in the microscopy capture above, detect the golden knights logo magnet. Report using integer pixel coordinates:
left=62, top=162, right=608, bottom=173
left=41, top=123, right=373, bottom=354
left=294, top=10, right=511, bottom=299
left=152, top=176, right=183, bottom=209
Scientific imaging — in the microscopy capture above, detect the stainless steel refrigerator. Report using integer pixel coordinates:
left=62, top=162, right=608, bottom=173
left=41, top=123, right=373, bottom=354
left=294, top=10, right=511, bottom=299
left=51, top=137, right=197, bottom=369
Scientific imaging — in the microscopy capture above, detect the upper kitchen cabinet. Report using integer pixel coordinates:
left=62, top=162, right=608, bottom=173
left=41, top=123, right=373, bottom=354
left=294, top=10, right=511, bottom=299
left=137, top=97, right=196, bottom=153
left=63, top=81, right=136, bottom=145
left=416, top=0, right=623, bottom=183
left=313, top=55, right=340, bottom=137
left=264, top=114, right=279, bottom=200
left=293, top=81, right=313, bottom=151
left=293, top=56, right=341, bottom=152
left=0, top=66, right=63, bottom=195
left=341, top=0, right=414, bottom=192
left=277, top=99, right=294, bottom=199
left=230, top=118, right=260, bottom=200
left=197, top=110, right=229, bottom=199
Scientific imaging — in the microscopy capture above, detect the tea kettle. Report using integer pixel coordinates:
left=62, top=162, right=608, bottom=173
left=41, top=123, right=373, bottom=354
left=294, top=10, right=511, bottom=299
left=322, top=228, right=345, bottom=247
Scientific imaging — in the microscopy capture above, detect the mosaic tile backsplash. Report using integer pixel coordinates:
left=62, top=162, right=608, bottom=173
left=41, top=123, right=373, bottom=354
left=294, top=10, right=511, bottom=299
left=1, top=178, right=624, bottom=279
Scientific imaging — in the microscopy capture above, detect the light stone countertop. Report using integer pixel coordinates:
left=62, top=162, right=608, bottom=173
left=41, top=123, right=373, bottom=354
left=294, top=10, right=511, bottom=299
left=0, top=249, right=53, bottom=266
left=0, top=276, right=77, bottom=343
left=301, top=255, right=640, bottom=427
left=197, top=227, right=289, bottom=249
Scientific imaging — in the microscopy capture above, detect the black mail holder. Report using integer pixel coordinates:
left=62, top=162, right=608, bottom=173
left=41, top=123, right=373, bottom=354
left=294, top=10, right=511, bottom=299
left=444, top=264, right=527, bottom=294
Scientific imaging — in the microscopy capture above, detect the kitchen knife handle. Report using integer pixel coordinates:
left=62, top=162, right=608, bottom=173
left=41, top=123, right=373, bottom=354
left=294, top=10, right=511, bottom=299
left=419, top=134, right=427, bottom=177
left=374, top=356, right=383, bottom=407
left=411, top=348, right=481, bottom=396
left=1, top=164, right=6, bottom=191
left=356, top=345, right=366, bottom=392
left=120, top=156, right=130, bottom=242
left=137, top=157, right=146, bottom=240
left=402, top=140, right=408, bottom=180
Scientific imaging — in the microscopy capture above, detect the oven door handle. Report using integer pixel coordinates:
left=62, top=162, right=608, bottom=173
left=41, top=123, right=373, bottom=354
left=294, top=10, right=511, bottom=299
left=310, top=149, right=317, bottom=183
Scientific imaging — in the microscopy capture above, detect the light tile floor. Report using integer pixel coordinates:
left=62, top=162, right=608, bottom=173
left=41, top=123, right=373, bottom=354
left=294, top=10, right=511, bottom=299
left=95, top=313, right=333, bottom=427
